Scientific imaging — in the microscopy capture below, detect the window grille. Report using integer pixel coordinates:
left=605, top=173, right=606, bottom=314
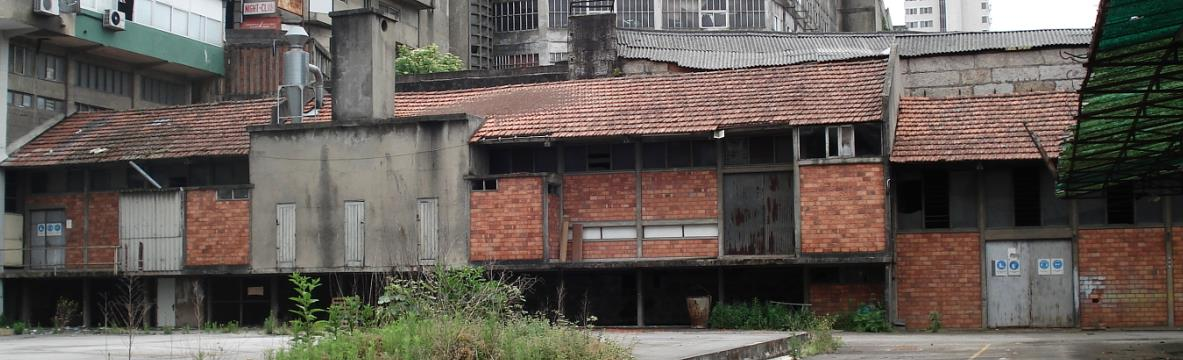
left=548, top=0, right=587, bottom=28
left=728, top=0, right=763, bottom=29
left=699, top=0, right=727, bottom=29
left=494, top=0, right=539, bottom=32
left=549, top=52, right=570, bottom=63
left=663, top=0, right=698, bottom=28
left=492, top=54, right=540, bottom=69
left=618, top=0, right=654, bottom=28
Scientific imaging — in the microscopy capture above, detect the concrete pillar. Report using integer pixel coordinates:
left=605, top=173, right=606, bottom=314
left=635, top=270, right=644, bottom=326
left=0, top=34, right=10, bottom=321
left=82, top=279, right=92, bottom=327
left=270, top=276, right=279, bottom=321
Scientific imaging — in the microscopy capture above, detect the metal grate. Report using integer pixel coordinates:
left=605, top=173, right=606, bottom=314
left=662, top=0, right=698, bottom=29
left=617, top=0, right=654, bottom=28
left=493, top=0, right=539, bottom=32
left=728, top=0, right=764, bottom=29
left=548, top=0, right=586, bottom=28
left=492, top=53, right=540, bottom=69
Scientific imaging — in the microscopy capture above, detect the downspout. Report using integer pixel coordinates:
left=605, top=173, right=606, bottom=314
left=128, top=161, right=162, bottom=189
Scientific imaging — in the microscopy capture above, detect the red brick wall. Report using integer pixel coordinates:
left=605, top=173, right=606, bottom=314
left=799, top=163, right=886, bottom=253
left=25, top=192, right=119, bottom=269
left=896, top=232, right=982, bottom=329
left=641, top=170, right=716, bottom=220
left=810, top=283, right=885, bottom=315
left=642, top=239, right=717, bottom=258
left=547, top=193, right=562, bottom=260
left=470, top=177, right=545, bottom=261
left=1175, top=228, right=1183, bottom=327
left=563, top=173, right=636, bottom=222
left=583, top=240, right=636, bottom=259
left=1078, top=228, right=1168, bottom=328
left=184, top=189, right=250, bottom=266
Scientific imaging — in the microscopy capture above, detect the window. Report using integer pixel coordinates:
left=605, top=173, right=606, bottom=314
left=493, top=0, right=538, bottom=32
left=488, top=147, right=556, bottom=174
left=728, top=0, right=764, bottom=29
left=212, top=160, right=250, bottom=185
left=564, top=143, right=635, bottom=172
left=981, top=2, right=988, bottom=9
left=723, top=136, right=791, bottom=165
left=89, top=169, right=112, bottom=191
left=906, top=8, right=916, bottom=15
left=920, top=20, right=933, bottom=27
left=35, top=97, right=63, bottom=113
left=9, top=45, right=33, bottom=76
left=919, top=7, right=932, bottom=14
left=664, top=0, right=699, bottom=28
left=643, top=140, right=716, bottom=169
left=642, top=224, right=718, bottom=238
left=7, top=91, right=32, bottom=108
left=921, top=171, right=950, bottom=228
left=141, top=77, right=188, bottom=105
left=897, top=169, right=978, bottom=230
left=981, top=16, right=989, bottom=23
left=135, top=0, right=223, bottom=46
left=471, top=179, right=498, bottom=191
left=906, top=21, right=917, bottom=28
left=699, top=0, right=727, bottom=29
left=618, top=0, right=655, bottom=28
left=1105, top=184, right=1135, bottom=224
left=77, top=62, right=132, bottom=96
left=492, top=54, right=539, bottom=69
left=547, top=0, right=585, bottom=28
left=1079, top=184, right=1163, bottom=225
left=1012, top=167, right=1041, bottom=226
left=216, top=188, right=251, bottom=200
left=549, top=52, right=569, bottom=63
left=800, top=123, right=882, bottom=159
left=581, top=226, right=637, bottom=240
left=37, top=54, right=64, bottom=82
left=76, top=103, right=110, bottom=113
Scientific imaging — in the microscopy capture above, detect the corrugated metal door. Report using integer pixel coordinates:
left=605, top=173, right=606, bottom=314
left=417, top=198, right=439, bottom=262
left=276, top=203, right=296, bottom=268
left=722, top=172, right=793, bottom=255
left=119, top=191, right=184, bottom=271
left=344, top=201, right=365, bottom=267
left=28, top=210, right=65, bottom=268
left=986, top=240, right=1074, bottom=327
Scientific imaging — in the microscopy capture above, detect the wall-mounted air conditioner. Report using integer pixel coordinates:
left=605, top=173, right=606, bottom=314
left=33, top=0, right=60, bottom=16
left=104, top=9, right=127, bottom=31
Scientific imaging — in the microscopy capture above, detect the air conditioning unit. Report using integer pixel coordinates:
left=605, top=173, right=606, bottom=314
left=104, top=10, right=127, bottom=31
left=33, top=0, right=60, bottom=16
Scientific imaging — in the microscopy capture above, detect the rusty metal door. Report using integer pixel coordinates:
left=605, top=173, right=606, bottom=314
left=28, top=209, right=66, bottom=268
left=986, top=240, right=1074, bottom=327
left=722, top=172, right=793, bottom=255
left=276, top=203, right=296, bottom=268
left=344, top=201, right=365, bottom=267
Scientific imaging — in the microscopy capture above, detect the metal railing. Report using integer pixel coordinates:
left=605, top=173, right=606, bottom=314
left=1, top=245, right=121, bottom=273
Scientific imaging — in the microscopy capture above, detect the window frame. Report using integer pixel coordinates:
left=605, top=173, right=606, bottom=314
left=698, top=0, right=728, bottom=29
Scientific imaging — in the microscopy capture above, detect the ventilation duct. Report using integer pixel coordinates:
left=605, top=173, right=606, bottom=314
left=276, top=26, right=324, bottom=124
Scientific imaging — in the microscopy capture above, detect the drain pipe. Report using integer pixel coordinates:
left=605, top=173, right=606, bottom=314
left=128, top=161, right=162, bottom=189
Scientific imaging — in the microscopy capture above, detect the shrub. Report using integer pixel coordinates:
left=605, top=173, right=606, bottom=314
left=377, top=267, right=525, bottom=322
left=708, top=300, right=821, bottom=331
left=54, top=297, right=80, bottom=329
left=927, top=311, right=942, bottom=333
left=12, top=321, right=26, bottom=335
left=851, top=303, right=891, bottom=332
left=328, top=296, right=377, bottom=333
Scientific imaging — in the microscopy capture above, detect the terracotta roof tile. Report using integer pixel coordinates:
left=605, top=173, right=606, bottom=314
left=5, top=59, right=886, bottom=167
left=891, top=91, right=1079, bottom=163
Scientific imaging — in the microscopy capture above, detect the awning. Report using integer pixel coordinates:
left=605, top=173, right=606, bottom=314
left=1057, top=0, right=1183, bottom=198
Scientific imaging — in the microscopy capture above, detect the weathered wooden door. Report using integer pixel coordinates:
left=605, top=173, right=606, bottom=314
left=722, top=172, right=793, bottom=255
left=276, top=203, right=296, bottom=268
left=986, top=240, right=1074, bottom=327
left=120, top=191, right=184, bottom=271
left=417, top=198, right=439, bottom=263
left=344, top=201, right=365, bottom=267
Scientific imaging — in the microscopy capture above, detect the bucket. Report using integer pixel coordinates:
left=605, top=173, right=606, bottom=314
left=686, top=296, right=712, bottom=329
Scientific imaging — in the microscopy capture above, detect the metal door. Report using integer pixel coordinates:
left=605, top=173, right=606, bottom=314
left=986, top=239, right=1074, bottom=327
left=119, top=191, right=184, bottom=271
left=344, top=201, right=365, bottom=267
left=28, top=209, right=66, bottom=268
left=417, top=198, right=439, bottom=262
left=276, top=204, right=296, bottom=268
left=156, top=278, right=176, bottom=327
left=722, top=172, right=793, bottom=255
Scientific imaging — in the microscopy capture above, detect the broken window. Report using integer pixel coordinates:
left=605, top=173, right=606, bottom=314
left=897, top=168, right=976, bottom=230
left=471, top=179, right=498, bottom=191
left=1012, top=167, right=1042, bottom=226
left=723, top=135, right=791, bottom=166
left=800, top=123, right=882, bottom=159
left=1080, top=184, right=1161, bottom=225
left=488, top=147, right=556, bottom=174
left=1106, top=184, right=1135, bottom=224
left=564, top=143, right=636, bottom=172
left=922, top=171, right=950, bottom=229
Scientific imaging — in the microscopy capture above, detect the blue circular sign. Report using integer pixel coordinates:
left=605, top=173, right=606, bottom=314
left=996, top=260, right=1006, bottom=269
left=1009, top=260, right=1020, bottom=270
left=1052, top=259, right=1064, bottom=269
left=1039, top=259, right=1050, bottom=269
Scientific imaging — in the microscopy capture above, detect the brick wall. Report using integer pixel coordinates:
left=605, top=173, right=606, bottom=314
left=896, top=232, right=982, bottom=329
left=563, top=173, right=636, bottom=222
left=583, top=240, right=636, bottom=259
left=642, top=239, right=717, bottom=258
left=799, top=163, right=886, bottom=253
left=25, top=192, right=119, bottom=269
left=1175, top=228, right=1183, bottom=327
left=547, top=193, right=562, bottom=260
left=470, top=177, right=545, bottom=261
left=1078, top=228, right=1168, bottom=328
left=641, top=170, right=717, bottom=220
left=810, top=282, right=885, bottom=315
left=185, top=189, right=250, bottom=266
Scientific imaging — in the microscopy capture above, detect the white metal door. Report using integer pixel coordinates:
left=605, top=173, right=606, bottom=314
left=417, top=198, right=439, bottom=262
left=119, top=191, right=184, bottom=271
left=156, top=278, right=176, bottom=327
left=276, top=204, right=296, bottom=268
left=344, top=201, right=365, bottom=267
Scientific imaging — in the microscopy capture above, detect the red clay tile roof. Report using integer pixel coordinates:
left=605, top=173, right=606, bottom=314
left=398, top=59, right=887, bottom=141
left=891, top=91, right=1079, bottom=163
left=5, top=59, right=886, bottom=167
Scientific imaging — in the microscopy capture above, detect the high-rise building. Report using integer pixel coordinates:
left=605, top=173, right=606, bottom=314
left=903, top=0, right=990, bottom=32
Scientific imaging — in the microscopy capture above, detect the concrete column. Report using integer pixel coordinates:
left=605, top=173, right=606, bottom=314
left=636, top=270, right=644, bottom=326
left=0, top=33, right=11, bottom=321
left=82, top=279, right=92, bottom=327
left=270, top=276, right=279, bottom=321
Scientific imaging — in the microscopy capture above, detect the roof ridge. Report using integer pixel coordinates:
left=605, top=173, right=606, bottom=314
left=900, top=90, right=1079, bottom=101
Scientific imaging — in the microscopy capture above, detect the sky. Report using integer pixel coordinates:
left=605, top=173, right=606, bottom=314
left=885, top=0, right=1101, bottom=31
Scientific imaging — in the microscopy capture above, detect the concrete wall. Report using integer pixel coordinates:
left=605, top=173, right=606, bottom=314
left=901, top=47, right=1088, bottom=98
left=248, top=115, right=482, bottom=272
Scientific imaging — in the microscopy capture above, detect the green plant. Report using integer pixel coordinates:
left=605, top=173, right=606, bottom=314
left=377, top=267, right=525, bottom=321
left=12, top=321, right=26, bottom=335
left=263, top=314, right=278, bottom=335
left=927, top=311, right=943, bottom=333
left=708, top=300, right=822, bottom=331
left=395, top=44, right=463, bottom=75
left=327, top=296, right=376, bottom=333
left=54, top=297, right=80, bottom=329
left=221, top=321, right=240, bottom=333
left=851, top=303, right=891, bottom=332
left=287, top=272, right=327, bottom=342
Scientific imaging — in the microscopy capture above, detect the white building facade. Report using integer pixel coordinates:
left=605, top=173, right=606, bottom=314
left=903, top=0, right=990, bottom=32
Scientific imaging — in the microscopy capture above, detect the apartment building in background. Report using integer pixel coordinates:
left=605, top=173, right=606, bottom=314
left=903, top=0, right=990, bottom=32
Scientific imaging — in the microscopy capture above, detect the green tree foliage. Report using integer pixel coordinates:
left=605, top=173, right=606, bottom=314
left=395, top=44, right=463, bottom=75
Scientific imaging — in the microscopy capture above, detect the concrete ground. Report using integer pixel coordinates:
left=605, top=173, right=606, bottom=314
left=814, top=330, right=1183, bottom=360
left=600, top=329, right=801, bottom=360
left=0, top=332, right=289, bottom=360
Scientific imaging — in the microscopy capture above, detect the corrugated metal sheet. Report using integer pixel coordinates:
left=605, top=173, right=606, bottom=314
left=417, top=198, right=439, bottom=262
left=120, top=191, right=184, bottom=272
left=276, top=203, right=296, bottom=268
left=616, top=29, right=1091, bottom=70
left=344, top=201, right=365, bottom=267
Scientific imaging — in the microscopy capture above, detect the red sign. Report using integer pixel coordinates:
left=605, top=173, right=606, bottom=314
left=243, top=1, right=277, bottom=15
left=240, top=16, right=282, bottom=30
